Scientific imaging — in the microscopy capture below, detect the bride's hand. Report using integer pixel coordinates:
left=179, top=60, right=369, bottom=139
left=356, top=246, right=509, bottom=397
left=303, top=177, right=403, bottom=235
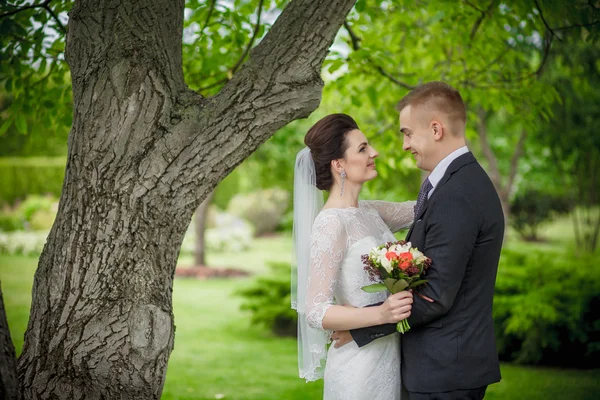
left=379, top=291, right=413, bottom=324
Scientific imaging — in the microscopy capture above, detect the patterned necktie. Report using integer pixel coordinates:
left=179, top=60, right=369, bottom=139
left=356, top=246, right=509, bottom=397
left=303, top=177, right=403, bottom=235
left=414, top=178, right=433, bottom=220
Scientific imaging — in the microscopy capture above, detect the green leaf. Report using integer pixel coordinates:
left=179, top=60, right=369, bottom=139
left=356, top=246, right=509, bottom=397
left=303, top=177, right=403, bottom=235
left=0, top=118, right=13, bottom=136
left=15, top=113, right=27, bottom=135
left=384, top=278, right=396, bottom=292
left=380, top=268, right=390, bottom=280
left=367, top=86, right=378, bottom=106
left=355, top=0, right=366, bottom=13
left=392, top=279, right=409, bottom=293
left=408, top=280, right=428, bottom=289
left=361, top=283, right=387, bottom=293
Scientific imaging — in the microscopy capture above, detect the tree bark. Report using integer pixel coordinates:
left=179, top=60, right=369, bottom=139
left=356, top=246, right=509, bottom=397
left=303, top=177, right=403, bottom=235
left=0, top=282, right=19, bottom=400
left=476, top=108, right=526, bottom=229
left=17, top=0, right=357, bottom=398
left=194, top=191, right=214, bottom=266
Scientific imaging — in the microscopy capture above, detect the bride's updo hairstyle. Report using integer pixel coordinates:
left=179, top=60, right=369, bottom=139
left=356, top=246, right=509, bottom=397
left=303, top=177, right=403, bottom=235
left=304, top=114, right=359, bottom=191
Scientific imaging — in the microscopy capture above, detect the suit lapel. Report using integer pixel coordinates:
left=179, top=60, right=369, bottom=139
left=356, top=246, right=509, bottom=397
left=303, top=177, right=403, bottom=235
left=405, top=152, right=477, bottom=241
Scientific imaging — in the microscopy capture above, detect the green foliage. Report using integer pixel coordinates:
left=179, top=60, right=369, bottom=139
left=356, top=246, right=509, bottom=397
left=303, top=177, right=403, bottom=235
left=17, top=194, right=56, bottom=222
left=0, top=157, right=65, bottom=205
left=529, top=30, right=600, bottom=252
left=228, top=188, right=290, bottom=236
left=511, top=188, right=572, bottom=241
left=494, top=248, right=600, bottom=367
left=0, top=193, right=58, bottom=232
left=238, top=262, right=297, bottom=337
left=0, top=213, right=21, bottom=232
left=0, top=1, right=73, bottom=156
left=182, top=0, right=286, bottom=95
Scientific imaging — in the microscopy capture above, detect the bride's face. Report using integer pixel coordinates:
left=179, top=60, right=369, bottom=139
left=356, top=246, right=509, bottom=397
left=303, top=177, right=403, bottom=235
left=339, top=129, right=379, bottom=184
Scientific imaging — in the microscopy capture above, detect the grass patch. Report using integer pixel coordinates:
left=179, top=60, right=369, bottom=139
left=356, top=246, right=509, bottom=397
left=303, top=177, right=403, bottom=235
left=1, top=214, right=599, bottom=398
left=178, top=235, right=293, bottom=276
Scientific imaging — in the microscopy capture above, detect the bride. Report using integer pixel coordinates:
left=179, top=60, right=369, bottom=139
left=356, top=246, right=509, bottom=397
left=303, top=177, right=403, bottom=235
left=292, top=114, right=416, bottom=400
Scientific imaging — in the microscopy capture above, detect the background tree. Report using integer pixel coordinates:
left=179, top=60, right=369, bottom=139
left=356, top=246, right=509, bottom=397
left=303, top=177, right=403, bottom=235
left=533, top=29, right=600, bottom=252
left=0, top=282, right=19, bottom=400
left=1, top=0, right=356, bottom=398
left=324, top=0, right=598, bottom=225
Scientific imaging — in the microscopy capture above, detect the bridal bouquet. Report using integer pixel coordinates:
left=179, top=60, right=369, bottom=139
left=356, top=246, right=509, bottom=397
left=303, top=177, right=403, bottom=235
left=361, top=240, right=432, bottom=333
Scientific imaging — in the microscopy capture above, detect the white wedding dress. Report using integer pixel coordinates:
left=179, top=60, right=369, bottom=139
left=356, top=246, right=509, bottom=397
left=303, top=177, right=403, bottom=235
left=305, top=200, right=415, bottom=400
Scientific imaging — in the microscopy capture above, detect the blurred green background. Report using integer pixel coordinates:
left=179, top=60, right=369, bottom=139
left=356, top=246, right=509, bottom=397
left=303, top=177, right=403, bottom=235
left=1, top=0, right=599, bottom=399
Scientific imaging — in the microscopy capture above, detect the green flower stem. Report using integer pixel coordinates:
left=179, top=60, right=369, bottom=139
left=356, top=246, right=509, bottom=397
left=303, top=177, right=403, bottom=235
left=397, top=319, right=411, bottom=334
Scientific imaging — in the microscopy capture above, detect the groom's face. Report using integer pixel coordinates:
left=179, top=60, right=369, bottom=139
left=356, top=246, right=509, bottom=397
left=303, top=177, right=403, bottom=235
left=399, top=105, right=436, bottom=172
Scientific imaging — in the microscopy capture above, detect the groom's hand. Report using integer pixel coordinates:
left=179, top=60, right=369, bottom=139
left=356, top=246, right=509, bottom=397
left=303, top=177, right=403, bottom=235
left=331, top=330, right=353, bottom=348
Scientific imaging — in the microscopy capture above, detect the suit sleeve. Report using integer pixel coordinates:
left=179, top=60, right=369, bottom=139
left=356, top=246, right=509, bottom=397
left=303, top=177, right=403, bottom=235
left=407, top=193, right=479, bottom=328
left=350, top=310, right=397, bottom=347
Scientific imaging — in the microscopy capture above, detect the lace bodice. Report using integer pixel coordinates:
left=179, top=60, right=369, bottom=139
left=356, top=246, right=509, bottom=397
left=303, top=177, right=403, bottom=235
left=302, top=200, right=415, bottom=382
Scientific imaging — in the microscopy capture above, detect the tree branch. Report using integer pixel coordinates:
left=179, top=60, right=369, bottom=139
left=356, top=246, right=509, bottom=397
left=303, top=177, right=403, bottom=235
left=535, top=0, right=562, bottom=41
left=42, top=2, right=66, bottom=33
left=374, top=65, right=417, bottom=90
left=555, top=20, right=600, bottom=31
left=507, top=129, right=526, bottom=195
left=197, top=0, right=217, bottom=41
left=462, top=0, right=485, bottom=13
left=173, top=0, right=358, bottom=199
left=476, top=108, right=502, bottom=192
left=343, top=20, right=417, bottom=90
left=1, top=0, right=52, bottom=18
left=470, top=0, right=496, bottom=40
left=196, top=0, right=264, bottom=94
left=198, top=77, right=228, bottom=92
left=343, top=20, right=361, bottom=50
left=230, top=0, right=264, bottom=75
left=535, top=32, right=553, bottom=78
left=1, top=0, right=66, bottom=33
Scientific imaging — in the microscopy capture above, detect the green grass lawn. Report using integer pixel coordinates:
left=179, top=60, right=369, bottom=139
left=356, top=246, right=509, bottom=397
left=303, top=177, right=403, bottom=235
left=2, top=248, right=599, bottom=399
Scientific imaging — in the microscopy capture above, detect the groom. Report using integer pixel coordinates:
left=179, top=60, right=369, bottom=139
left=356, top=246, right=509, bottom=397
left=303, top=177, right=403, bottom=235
left=335, top=81, right=504, bottom=399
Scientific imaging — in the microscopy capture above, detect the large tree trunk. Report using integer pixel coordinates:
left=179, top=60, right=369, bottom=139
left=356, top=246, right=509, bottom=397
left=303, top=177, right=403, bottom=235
left=0, top=282, right=19, bottom=400
left=194, top=191, right=214, bottom=266
left=17, top=0, right=356, bottom=398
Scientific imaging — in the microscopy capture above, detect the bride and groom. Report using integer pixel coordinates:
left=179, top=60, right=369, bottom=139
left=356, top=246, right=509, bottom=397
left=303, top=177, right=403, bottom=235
left=292, top=82, right=504, bottom=399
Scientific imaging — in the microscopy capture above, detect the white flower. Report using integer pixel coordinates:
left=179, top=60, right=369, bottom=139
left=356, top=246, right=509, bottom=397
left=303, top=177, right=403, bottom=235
left=380, top=254, right=393, bottom=273
left=388, top=244, right=400, bottom=254
left=410, top=248, right=427, bottom=263
left=397, top=241, right=412, bottom=253
left=410, top=248, right=423, bottom=258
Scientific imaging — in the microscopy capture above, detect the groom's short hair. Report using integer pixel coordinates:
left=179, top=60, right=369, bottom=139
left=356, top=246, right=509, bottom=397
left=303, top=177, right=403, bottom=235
left=396, top=81, right=466, bottom=136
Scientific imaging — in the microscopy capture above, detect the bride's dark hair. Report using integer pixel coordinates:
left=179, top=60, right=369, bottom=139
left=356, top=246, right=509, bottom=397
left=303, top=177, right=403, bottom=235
left=304, top=113, right=359, bottom=191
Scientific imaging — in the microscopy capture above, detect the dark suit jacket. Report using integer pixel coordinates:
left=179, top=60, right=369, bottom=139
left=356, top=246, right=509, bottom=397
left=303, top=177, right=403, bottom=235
left=351, top=152, right=504, bottom=393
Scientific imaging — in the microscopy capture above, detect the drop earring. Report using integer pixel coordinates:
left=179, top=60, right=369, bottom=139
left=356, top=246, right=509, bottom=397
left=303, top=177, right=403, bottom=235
left=340, top=170, right=346, bottom=197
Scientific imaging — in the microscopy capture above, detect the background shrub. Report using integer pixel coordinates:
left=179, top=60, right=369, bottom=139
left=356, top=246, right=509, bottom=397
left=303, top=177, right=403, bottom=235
left=0, top=231, right=48, bottom=255
left=494, top=248, right=600, bottom=367
left=228, top=188, right=289, bottom=236
left=0, top=194, right=58, bottom=232
left=0, top=157, right=65, bottom=205
left=510, top=188, right=572, bottom=241
left=238, top=262, right=297, bottom=337
left=179, top=207, right=254, bottom=255
left=0, top=213, right=22, bottom=232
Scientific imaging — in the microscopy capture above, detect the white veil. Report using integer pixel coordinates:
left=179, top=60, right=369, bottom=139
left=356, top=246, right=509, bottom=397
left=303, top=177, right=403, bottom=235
left=291, top=147, right=329, bottom=381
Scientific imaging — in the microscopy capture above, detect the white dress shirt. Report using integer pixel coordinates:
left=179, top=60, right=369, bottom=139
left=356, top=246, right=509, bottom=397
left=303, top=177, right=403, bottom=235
left=427, top=146, right=469, bottom=198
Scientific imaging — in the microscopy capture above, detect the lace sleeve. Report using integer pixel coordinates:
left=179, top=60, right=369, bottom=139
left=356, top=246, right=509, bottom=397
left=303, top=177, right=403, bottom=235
left=362, top=200, right=416, bottom=233
left=305, top=212, right=347, bottom=331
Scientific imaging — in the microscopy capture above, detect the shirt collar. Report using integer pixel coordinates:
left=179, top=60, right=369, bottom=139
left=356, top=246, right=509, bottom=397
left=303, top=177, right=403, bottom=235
left=428, top=146, right=469, bottom=190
